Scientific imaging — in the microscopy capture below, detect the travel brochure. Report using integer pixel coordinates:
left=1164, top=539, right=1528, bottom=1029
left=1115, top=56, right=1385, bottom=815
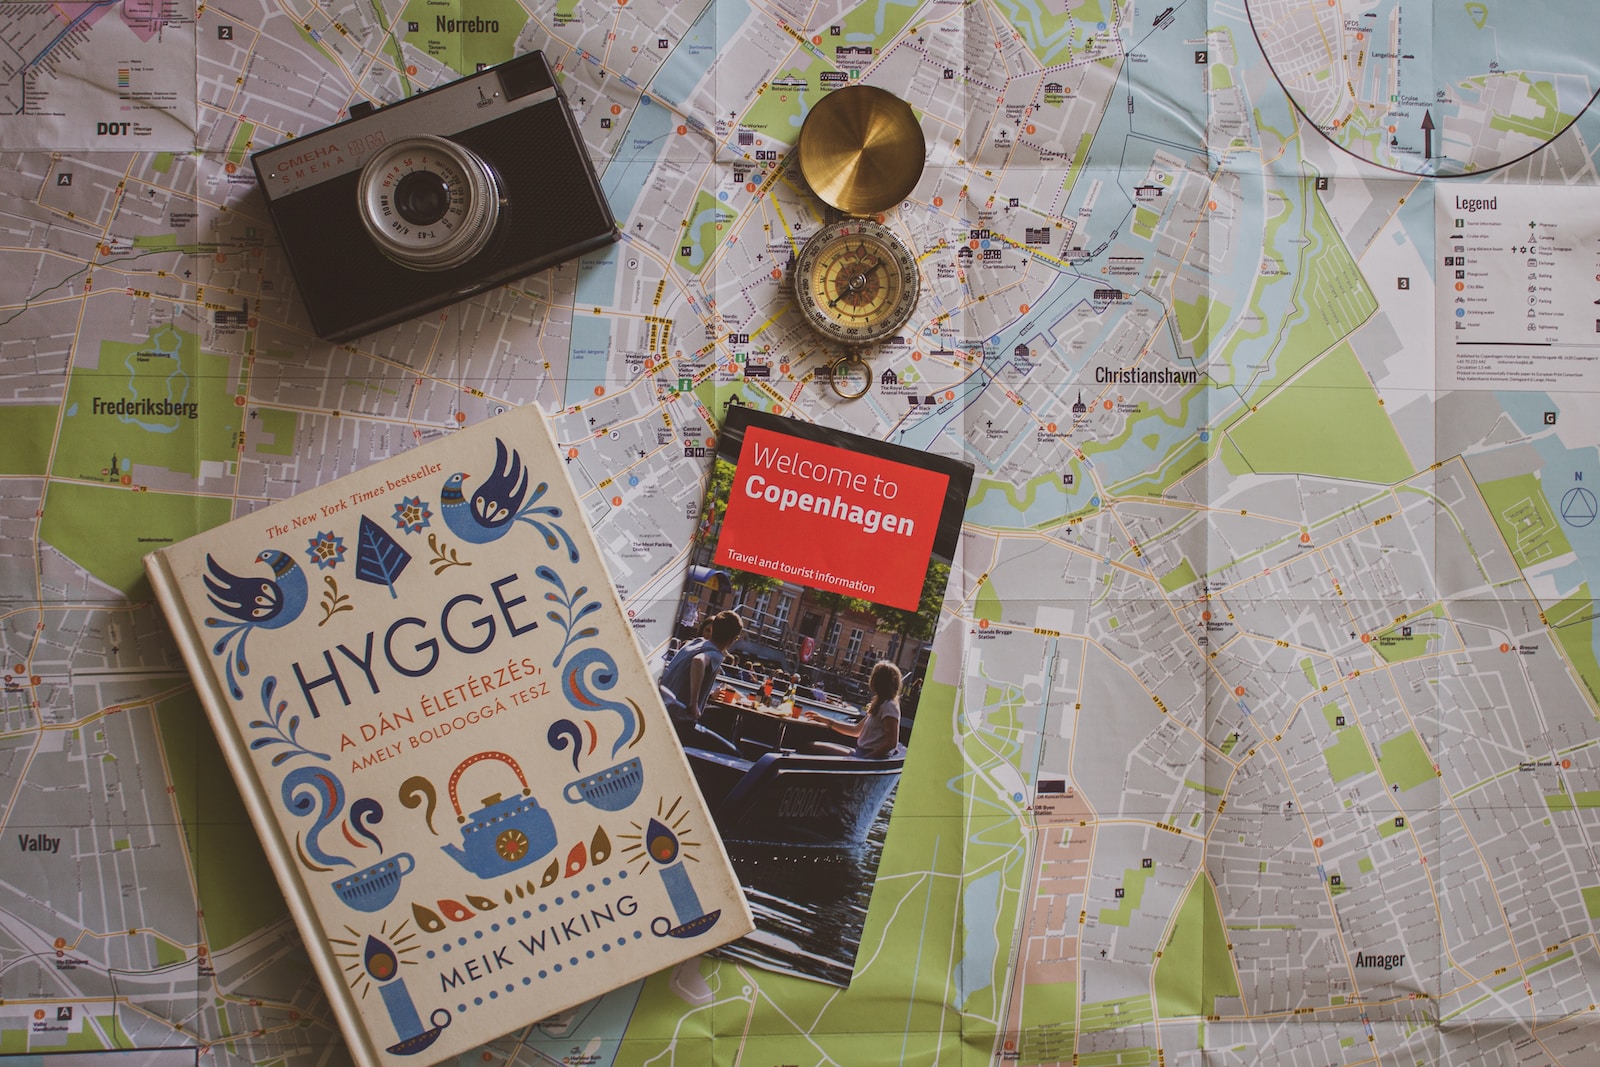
left=662, top=404, right=975, bottom=984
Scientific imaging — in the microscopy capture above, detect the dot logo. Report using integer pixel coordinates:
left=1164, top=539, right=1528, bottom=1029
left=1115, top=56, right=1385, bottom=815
left=96, top=122, right=132, bottom=135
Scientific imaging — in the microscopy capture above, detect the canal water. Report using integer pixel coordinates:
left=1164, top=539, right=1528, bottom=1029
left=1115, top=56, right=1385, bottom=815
left=712, top=792, right=896, bottom=986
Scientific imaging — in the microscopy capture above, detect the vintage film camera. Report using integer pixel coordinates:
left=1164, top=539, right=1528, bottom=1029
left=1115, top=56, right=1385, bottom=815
left=251, top=51, right=616, bottom=341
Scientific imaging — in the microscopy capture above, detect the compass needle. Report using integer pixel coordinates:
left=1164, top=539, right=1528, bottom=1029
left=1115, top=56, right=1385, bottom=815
left=796, top=220, right=917, bottom=344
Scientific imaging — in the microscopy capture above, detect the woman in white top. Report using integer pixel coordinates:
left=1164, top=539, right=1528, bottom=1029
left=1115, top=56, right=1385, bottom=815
left=809, top=660, right=902, bottom=759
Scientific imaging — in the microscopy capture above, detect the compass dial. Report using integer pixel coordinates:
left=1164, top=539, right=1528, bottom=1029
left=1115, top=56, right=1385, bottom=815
left=793, top=218, right=919, bottom=346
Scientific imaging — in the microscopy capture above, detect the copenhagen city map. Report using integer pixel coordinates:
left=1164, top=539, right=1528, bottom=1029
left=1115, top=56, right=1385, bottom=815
left=5, top=0, right=1600, bottom=1064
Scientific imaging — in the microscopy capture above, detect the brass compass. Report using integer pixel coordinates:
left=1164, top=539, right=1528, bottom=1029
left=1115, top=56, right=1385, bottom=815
left=793, top=85, right=925, bottom=399
left=794, top=218, right=918, bottom=347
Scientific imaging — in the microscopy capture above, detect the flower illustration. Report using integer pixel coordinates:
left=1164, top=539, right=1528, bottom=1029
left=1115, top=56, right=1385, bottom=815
left=305, top=530, right=347, bottom=570
left=393, top=495, right=433, bottom=534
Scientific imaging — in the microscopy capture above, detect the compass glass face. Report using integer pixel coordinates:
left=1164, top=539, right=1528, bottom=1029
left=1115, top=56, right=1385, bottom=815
left=794, top=218, right=919, bottom=345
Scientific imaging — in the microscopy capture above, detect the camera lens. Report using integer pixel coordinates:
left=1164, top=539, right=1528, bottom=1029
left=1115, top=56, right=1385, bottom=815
left=393, top=171, right=452, bottom=226
left=357, top=136, right=501, bottom=271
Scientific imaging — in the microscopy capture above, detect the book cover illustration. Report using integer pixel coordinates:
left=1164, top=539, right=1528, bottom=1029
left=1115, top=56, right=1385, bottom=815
left=662, top=405, right=973, bottom=985
left=144, top=405, right=752, bottom=1067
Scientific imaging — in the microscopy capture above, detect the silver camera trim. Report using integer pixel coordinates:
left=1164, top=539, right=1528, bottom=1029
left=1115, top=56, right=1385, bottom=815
left=257, top=83, right=558, bottom=199
left=356, top=135, right=502, bottom=272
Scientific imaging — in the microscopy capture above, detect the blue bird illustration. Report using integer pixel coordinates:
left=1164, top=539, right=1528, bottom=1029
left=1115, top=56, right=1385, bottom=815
left=203, top=549, right=308, bottom=699
left=439, top=437, right=579, bottom=561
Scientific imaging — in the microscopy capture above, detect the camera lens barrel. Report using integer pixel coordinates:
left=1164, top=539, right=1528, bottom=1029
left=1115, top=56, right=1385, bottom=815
left=357, top=135, right=501, bottom=271
left=393, top=171, right=453, bottom=226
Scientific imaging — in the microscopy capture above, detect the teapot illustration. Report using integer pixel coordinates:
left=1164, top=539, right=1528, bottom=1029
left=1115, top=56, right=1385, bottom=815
left=440, top=751, right=556, bottom=879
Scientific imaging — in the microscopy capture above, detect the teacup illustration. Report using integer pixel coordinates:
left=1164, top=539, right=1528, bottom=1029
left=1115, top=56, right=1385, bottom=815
left=563, top=758, right=644, bottom=812
left=331, top=852, right=415, bottom=912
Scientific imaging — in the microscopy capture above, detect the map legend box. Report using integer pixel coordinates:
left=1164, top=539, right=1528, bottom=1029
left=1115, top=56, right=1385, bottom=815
left=1439, top=183, right=1600, bottom=389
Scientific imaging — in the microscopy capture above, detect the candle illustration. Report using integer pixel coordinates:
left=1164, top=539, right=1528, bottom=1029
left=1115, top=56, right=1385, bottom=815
left=361, top=933, right=450, bottom=1055
left=645, top=817, right=721, bottom=938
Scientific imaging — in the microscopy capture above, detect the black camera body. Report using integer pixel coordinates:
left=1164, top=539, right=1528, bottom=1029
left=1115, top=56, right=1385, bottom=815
left=251, top=51, right=616, bottom=341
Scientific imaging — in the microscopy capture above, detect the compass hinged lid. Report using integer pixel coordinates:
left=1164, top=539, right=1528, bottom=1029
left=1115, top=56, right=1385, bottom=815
left=797, top=85, right=926, bottom=216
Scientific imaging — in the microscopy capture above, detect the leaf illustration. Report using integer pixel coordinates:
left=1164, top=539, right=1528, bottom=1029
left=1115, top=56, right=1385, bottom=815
left=538, top=564, right=605, bottom=665
left=355, top=514, right=411, bottom=598
left=427, top=532, right=471, bottom=574
left=245, top=673, right=329, bottom=765
left=318, top=574, right=353, bottom=625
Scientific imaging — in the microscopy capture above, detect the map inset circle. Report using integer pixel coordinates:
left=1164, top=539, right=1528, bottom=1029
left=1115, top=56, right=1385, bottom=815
left=1244, top=1, right=1600, bottom=177
left=1561, top=487, right=1598, bottom=528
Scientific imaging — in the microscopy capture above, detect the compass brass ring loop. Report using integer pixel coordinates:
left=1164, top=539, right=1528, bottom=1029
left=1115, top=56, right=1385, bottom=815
left=828, top=354, right=872, bottom=400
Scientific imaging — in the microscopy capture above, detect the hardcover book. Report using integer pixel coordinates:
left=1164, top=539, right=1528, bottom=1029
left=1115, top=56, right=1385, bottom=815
left=661, top=405, right=974, bottom=984
left=143, top=404, right=753, bottom=1067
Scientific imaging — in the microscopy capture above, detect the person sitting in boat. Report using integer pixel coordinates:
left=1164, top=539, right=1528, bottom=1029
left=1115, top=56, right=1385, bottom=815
left=804, top=660, right=902, bottom=759
left=659, top=609, right=743, bottom=756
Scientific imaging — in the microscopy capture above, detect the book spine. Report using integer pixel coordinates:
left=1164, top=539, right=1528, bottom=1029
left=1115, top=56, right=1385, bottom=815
left=143, top=548, right=386, bottom=1067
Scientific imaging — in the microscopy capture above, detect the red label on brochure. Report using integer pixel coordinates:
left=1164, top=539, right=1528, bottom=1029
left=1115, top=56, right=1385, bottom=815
left=714, top=425, right=950, bottom=611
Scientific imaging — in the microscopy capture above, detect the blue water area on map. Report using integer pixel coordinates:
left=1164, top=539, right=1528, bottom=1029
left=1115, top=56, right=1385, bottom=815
left=568, top=316, right=613, bottom=408
left=1531, top=434, right=1600, bottom=671
left=1434, top=1, right=1600, bottom=91
left=680, top=201, right=735, bottom=270
left=601, top=97, right=678, bottom=222
left=957, top=870, right=1001, bottom=1002
left=1496, top=390, right=1600, bottom=652
left=1552, top=75, right=1598, bottom=117
left=1110, top=1, right=1209, bottom=148
left=575, top=243, right=619, bottom=307
left=1345, top=0, right=1599, bottom=173
left=565, top=248, right=623, bottom=408
left=648, top=0, right=751, bottom=109
left=1530, top=444, right=1600, bottom=550
left=1498, top=391, right=1561, bottom=438
left=1550, top=561, right=1588, bottom=592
